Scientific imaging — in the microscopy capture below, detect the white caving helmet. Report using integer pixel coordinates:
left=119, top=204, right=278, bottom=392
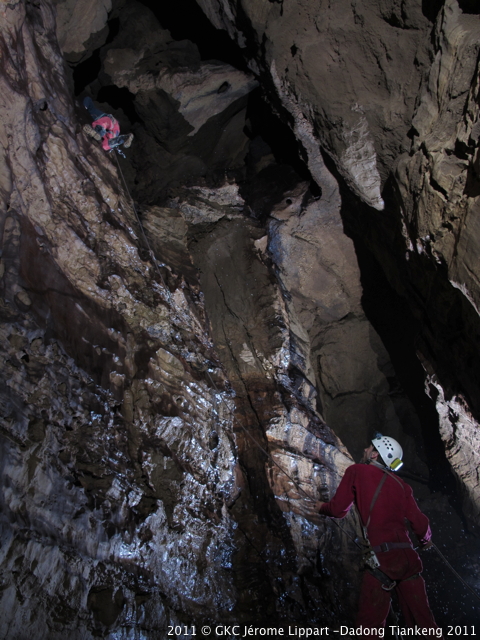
left=372, top=433, right=403, bottom=471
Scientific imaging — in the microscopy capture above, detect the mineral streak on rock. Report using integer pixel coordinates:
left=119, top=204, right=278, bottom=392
left=1, top=0, right=480, bottom=635
left=0, top=0, right=363, bottom=635
left=194, top=0, right=480, bottom=520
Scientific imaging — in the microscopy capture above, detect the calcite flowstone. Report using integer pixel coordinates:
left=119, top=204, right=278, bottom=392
left=194, top=0, right=480, bottom=522
left=0, top=1, right=364, bottom=635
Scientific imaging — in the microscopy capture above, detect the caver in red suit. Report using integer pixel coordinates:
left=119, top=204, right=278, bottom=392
left=91, top=114, right=121, bottom=151
left=319, top=449, right=442, bottom=636
left=82, top=97, right=133, bottom=152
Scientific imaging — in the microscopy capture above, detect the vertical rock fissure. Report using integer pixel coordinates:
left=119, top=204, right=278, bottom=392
left=2, top=0, right=480, bottom=635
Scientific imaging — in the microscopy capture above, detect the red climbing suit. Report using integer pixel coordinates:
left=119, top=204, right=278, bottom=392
left=319, top=462, right=442, bottom=635
left=91, top=115, right=120, bottom=151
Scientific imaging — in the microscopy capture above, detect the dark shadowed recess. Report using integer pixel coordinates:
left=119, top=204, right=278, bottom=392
left=72, top=47, right=101, bottom=95
left=70, top=0, right=460, bottom=505
left=318, top=152, right=462, bottom=509
left=147, top=1, right=459, bottom=504
left=137, top=0, right=248, bottom=70
left=96, top=86, right=141, bottom=125
left=349, top=234, right=459, bottom=499
left=245, top=88, right=317, bottom=185
left=239, top=88, right=322, bottom=220
left=421, top=0, right=445, bottom=21
left=72, top=18, right=119, bottom=95
left=72, top=16, right=141, bottom=124
left=457, top=0, right=480, bottom=14
left=139, top=0, right=320, bottom=189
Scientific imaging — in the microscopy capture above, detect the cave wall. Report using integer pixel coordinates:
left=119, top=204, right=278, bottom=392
left=0, top=2, right=243, bottom=634
left=0, top=1, right=364, bottom=635
left=193, top=0, right=480, bottom=520
left=1, top=0, right=480, bottom=635
left=52, top=0, right=426, bottom=467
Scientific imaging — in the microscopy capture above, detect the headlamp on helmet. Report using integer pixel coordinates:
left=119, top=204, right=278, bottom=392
left=372, top=432, right=404, bottom=471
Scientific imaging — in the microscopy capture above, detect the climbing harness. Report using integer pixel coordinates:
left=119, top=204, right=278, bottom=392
left=358, top=463, right=480, bottom=603
left=113, top=143, right=480, bottom=610
left=360, top=473, right=384, bottom=569
left=354, top=463, right=435, bottom=595
left=372, top=542, right=412, bottom=554
left=356, top=471, right=400, bottom=590
left=367, top=465, right=480, bottom=604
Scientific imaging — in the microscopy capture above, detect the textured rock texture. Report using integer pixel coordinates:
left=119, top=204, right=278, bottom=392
left=76, top=0, right=258, bottom=203
left=0, top=1, right=363, bottom=636
left=393, top=2, right=480, bottom=518
left=0, top=3, right=240, bottom=634
left=54, top=0, right=112, bottom=61
left=196, top=0, right=435, bottom=210
left=1, top=0, right=480, bottom=636
left=195, top=0, right=480, bottom=520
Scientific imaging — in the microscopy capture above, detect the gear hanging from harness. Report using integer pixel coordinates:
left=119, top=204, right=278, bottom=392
left=83, top=101, right=480, bottom=610
left=358, top=465, right=413, bottom=591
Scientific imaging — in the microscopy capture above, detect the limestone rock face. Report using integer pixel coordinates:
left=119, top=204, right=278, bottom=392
left=0, top=3, right=241, bottom=635
left=1, top=0, right=480, bottom=635
left=105, top=51, right=257, bottom=136
left=196, top=0, right=435, bottom=210
left=81, top=0, right=258, bottom=202
left=391, top=2, right=480, bottom=519
left=194, top=0, right=480, bottom=520
left=264, top=154, right=419, bottom=464
left=0, top=1, right=362, bottom=635
left=53, top=0, right=115, bottom=61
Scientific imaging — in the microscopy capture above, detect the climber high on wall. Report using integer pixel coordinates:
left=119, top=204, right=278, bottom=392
left=82, top=96, right=134, bottom=152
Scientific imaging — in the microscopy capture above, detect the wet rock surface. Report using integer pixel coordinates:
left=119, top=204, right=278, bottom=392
left=194, top=0, right=480, bottom=522
left=0, top=1, right=363, bottom=636
left=1, top=0, right=480, bottom=637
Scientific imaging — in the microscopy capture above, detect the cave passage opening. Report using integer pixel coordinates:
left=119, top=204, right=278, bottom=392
left=352, top=234, right=458, bottom=499
left=326, top=154, right=463, bottom=513
left=71, top=0, right=316, bottom=197
left=68, top=0, right=464, bottom=518
left=72, top=16, right=119, bottom=95
left=151, top=1, right=463, bottom=522
left=137, top=0, right=249, bottom=70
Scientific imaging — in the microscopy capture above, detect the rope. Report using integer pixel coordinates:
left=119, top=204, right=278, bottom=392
left=206, top=365, right=480, bottom=603
left=115, top=149, right=467, bottom=578
left=108, top=134, right=480, bottom=608
left=114, top=150, right=292, bottom=590
left=114, top=152, right=173, bottom=305
left=114, top=156, right=354, bottom=514
left=114, top=161, right=352, bottom=459
left=115, top=151, right=479, bottom=594
left=432, top=543, right=480, bottom=604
